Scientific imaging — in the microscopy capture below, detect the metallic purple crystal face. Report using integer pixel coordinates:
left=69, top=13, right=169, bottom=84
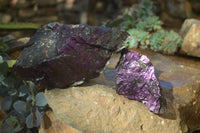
left=116, top=49, right=165, bottom=114
left=13, top=22, right=128, bottom=88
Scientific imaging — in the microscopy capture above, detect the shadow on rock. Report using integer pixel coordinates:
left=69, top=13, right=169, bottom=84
left=155, top=69, right=176, bottom=120
left=159, top=98, right=177, bottom=120
left=155, top=69, right=174, bottom=102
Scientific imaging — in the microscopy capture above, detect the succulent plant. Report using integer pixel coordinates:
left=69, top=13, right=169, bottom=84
left=161, top=31, right=182, bottom=55
left=161, top=41, right=178, bottom=55
left=116, top=49, right=166, bottom=114
left=136, top=16, right=162, bottom=32
left=126, top=36, right=138, bottom=49
left=150, top=30, right=182, bottom=55
left=150, top=31, right=164, bottom=52
left=165, top=30, right=183, bottom=48
left=127, top=28, right=150, bottom=49
left=136, top=31, right=150, bottom=49
left=0, top=55, right=47, bottom=133
left=105, top=0, right=183, bottom=55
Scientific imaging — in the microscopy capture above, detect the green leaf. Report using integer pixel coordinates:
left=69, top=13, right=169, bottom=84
left=18, top=85, right=28, bottom=97
left=6, top=116, right=19, bottom=126
left=136, top=16, right=162, bottom=32
left=26, top=95, right=33, bottom=102
left=5, top=115, right=23, bottom=132
left=13, top=100, right=26, bottom=113
left=0, top=74, right=4, bottom=82
left=150, top=32, right=164, bottom=52
left=26, top=108, right=42, bottom=128
left=35, top=92, right=47, bottom=107
left=8, top=89, right=17, bottom=96
left=6, top=60, right=16, bottom=68
left=128, top=38, right=138, bottom=48
left=1, top=121, right=15, bottom=133
left=0, top=79, right=8, bottom=87
left=0, top=56, right=3, bottom=64
left=0, top=22, right=40, bottom=30
left=29, top=81, right=35, bottom=90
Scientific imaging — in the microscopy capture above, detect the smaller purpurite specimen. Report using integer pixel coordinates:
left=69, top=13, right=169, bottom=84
left=13, top=22, right=128, bottom=88
left=116, top=49, right=166, bottom=114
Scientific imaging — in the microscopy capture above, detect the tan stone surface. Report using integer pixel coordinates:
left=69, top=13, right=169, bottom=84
left=45, top=84, right=182, bottom=133
left=179, top=18, right=200, bottom=57
left=179, top=19, right=200, bottom=38
left=39, top=110, right=81, bottom=133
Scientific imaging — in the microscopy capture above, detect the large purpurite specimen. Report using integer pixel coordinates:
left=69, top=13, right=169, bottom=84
left=14, top=22, right=128, bottom=88
left=116, top=49, right=166, bottom=114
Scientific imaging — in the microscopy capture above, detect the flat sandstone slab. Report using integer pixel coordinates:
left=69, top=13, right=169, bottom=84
left=45, top=84, right=182, bottom=133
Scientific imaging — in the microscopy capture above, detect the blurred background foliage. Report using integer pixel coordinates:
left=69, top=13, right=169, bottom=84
left=0, top=0, right=199, bottom=54
left=0, top=0, right=200, bottom=28
left=105, top=0, right=183, bottom=55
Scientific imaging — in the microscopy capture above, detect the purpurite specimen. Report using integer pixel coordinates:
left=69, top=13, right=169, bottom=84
left=13, top=22, right=128, bottom=88
left=116, top=49, right=166, bottom=114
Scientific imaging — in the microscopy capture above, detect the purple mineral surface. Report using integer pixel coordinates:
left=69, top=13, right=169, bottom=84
left=116, top=49, right=166, bottom=114
left=14, top=22, right=128, bottom=88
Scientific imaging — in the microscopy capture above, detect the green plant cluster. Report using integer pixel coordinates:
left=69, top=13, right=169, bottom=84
left=150, top=30, right=182, bottom=54
left=106, top=0, right=183, bottom=55
left=0, top=56, right=47, bottom=133
left=127, top=28, right=182, bottom=55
